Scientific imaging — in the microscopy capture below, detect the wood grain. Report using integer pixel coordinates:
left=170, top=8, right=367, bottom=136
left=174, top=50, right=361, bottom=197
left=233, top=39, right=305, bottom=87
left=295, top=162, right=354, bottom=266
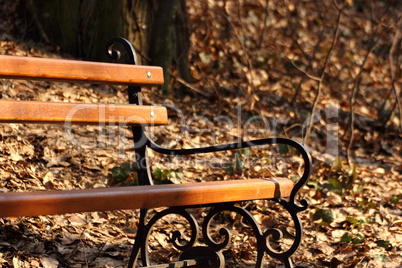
left=0, top=55, right=163, bottom=86
left=0, top=100, right=168, bottom=125
left=0, top=178, right=293, bottom=217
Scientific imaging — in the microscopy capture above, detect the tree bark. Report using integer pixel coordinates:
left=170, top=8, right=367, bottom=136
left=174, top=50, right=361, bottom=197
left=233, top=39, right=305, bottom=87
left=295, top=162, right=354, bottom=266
left=147, top=0, right=191, bottom=95
left=25, top=0, right=190, bottom=94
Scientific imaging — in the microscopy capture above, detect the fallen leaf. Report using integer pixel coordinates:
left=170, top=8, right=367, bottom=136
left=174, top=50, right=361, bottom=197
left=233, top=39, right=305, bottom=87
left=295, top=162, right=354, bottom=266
left=40, top=257, right=59, bottom=268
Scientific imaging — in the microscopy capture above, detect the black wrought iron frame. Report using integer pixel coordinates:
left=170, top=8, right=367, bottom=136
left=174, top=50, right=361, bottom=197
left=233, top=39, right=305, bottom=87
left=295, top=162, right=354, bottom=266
left=106, top=37, right=311, bottom=268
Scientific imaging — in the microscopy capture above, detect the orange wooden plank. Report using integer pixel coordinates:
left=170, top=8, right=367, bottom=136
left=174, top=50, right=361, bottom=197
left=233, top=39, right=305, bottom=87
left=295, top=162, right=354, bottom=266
left=0, top=100, right=167, bottom=125
left=0, top=178, right=293, bottom=217
left=0, top=55, right=163, bottom=86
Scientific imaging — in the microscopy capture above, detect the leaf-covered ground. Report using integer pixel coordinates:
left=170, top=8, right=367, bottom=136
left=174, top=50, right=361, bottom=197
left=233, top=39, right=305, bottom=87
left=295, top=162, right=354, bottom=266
left=0, top=0, right=401, bottom=267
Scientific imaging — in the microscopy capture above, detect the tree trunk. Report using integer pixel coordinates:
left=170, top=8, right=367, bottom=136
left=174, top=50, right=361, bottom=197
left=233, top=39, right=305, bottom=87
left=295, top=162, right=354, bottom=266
left=28, top=0, right=126, bottom=61
left=25, top=0, right=190, bottom=95
left=148, top=0, right=191, bottom=95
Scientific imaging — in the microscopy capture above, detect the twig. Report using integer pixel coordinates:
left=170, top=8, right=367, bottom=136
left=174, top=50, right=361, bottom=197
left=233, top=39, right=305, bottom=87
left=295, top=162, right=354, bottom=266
left=377, top=16, right=401, bottom=129
left=258, top=0, right=270, bottom=49
left=285, top=0, right=327, bottom=102
left=290, top=60, right=321, bottom=81
left=303, top=1, right=344, bottom=145
left=235, top=0, right=256, bottom=97
left=346, top=15, right=382, bottom=166
left=175, top=77, right=212, bottom=97
left=215, top=2, right=264, bottom=112
left=388, top=16, right=402, bottom=130
left=292, top=29, right=326, bottom=102
left=282, top=0, right=313, bottom=62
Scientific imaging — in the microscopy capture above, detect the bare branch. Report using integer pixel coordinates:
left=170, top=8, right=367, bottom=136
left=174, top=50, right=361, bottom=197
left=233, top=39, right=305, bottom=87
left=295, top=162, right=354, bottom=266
left=346, top=25, right=382, bottom=166
left=303, top=2, right=343, bottom=145
left=389, top=16, right=402, bottom=130
left=290, top=60, right=321, bottom=81
left=175, top=77, right=213, bottom=98
left=258, top=0, right=270, bottom=49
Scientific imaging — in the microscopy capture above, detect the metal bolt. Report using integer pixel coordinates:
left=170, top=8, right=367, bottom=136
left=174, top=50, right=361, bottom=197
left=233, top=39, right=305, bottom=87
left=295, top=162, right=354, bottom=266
left=146, top=71, right=152, bottom=79
left=150, top=111, right=155, bottom=119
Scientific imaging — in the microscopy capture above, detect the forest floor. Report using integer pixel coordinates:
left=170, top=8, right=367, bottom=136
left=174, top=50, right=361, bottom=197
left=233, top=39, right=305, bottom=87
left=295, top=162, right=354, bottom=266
left=0, top=0, right=401, bottom=267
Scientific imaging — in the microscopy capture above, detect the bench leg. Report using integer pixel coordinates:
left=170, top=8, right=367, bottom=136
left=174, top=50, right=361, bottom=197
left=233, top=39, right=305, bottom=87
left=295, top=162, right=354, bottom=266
left=127, top=197, right=307, bottom=268
left=128, top=209, right=149, bottom=267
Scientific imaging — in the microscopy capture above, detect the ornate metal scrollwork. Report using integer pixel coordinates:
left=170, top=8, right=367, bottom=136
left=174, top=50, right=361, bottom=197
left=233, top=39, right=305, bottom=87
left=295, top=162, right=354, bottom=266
left=201, top=200, right=306, bottom=268
left=128, top=200, right=306, bottom=268
left=105, top=37, right=137, bottom=65
left=128, top=207, right=199, bottom=267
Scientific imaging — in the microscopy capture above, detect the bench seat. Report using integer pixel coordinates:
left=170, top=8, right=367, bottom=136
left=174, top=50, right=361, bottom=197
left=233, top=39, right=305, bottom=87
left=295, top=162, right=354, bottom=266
left=0, top=178, right=293, bottom=217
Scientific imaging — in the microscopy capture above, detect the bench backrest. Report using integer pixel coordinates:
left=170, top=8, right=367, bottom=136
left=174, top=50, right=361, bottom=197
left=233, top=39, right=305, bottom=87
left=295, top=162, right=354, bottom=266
left=0, top=55, right=166, bottom=126
left=0, top=39, right=165, bottom=190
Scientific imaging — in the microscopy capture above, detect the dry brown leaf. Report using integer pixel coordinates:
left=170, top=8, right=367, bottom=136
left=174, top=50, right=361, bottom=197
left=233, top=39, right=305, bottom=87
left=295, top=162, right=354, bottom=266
left=40, top=257, right=59, bottom=268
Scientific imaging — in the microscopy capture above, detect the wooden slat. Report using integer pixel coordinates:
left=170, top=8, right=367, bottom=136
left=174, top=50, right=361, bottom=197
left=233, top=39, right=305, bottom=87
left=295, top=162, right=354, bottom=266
left=0, top=178, right=293, bottom=217
left=0, top=100, right=168, bottom=125
left=0, top=55, right=163, bottom=86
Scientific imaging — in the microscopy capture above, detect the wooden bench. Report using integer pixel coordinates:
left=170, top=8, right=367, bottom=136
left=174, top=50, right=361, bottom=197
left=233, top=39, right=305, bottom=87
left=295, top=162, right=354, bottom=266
left=0, top=37, right=311, bottom=268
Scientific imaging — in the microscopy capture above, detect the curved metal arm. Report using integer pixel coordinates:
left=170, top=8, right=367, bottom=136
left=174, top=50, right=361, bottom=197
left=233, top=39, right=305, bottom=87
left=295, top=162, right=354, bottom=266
left=147, top=136, right=311, bottom=210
